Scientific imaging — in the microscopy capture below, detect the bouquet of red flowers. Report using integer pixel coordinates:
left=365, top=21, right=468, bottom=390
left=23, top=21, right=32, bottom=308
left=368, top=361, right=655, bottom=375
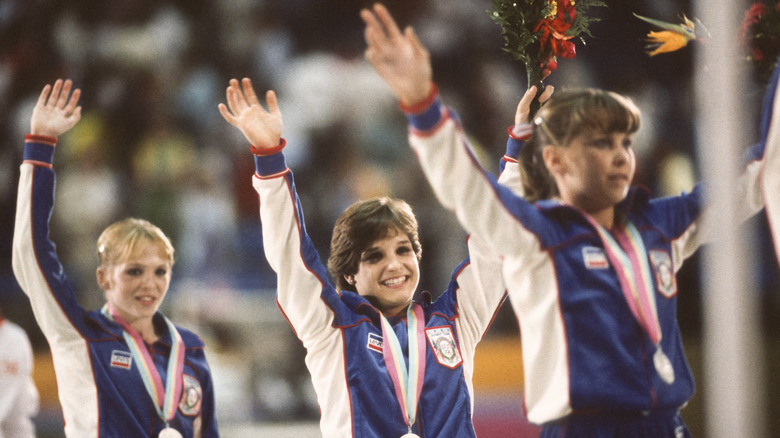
left=739, top=1, right=780, bottom=85
left=489, top=0, right=606, bottom=113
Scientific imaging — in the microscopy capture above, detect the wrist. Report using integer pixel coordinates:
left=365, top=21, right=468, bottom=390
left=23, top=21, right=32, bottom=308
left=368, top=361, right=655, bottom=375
left=25, top=133, right=58, bottom=144
left=399, top=83, right=438, bottom=114
left=509, top=123, right=532, bottom=140
left=250, top=138, right=286, bottom=156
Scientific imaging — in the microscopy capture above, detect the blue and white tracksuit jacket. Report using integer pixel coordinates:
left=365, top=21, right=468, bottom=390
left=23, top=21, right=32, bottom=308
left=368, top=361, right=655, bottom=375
left=403, top=89, right=772, bottom=426
left=251, top=146, right=508, bottom=437
left=12, top=135, right=218, bottom=438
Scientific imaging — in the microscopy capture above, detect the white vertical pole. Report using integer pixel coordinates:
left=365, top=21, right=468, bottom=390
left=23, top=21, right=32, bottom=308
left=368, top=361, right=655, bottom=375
left=693, top=1, right=766, bottom=437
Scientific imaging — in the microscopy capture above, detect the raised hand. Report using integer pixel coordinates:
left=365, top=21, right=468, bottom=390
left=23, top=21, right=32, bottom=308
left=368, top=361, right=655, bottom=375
left=515, top=85, right=554, bottom=127
left=361, top=3, right=433, bottom=106
left=218, top=78, right=283, bottom=150
left=30, top=79, right=82, bottom=137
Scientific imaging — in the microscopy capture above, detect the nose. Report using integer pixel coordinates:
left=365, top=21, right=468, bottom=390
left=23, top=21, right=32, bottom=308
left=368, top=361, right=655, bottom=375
left=385, top=253, right=403, bottom=271
left=613, top=143, right=630, bottom=166
left=140, top=271, right=156, bottom=289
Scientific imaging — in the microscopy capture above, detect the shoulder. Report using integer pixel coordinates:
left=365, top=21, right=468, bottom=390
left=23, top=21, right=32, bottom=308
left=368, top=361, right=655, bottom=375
left=174, top=324, right=206, bottom=349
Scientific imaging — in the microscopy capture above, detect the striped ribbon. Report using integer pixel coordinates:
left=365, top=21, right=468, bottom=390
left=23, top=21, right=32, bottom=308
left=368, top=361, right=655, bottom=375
left=379, top=303, right=426, bottom=431
left=103, top=304, right=185, bottom=423
left=584, top=215, right=662, bottom=345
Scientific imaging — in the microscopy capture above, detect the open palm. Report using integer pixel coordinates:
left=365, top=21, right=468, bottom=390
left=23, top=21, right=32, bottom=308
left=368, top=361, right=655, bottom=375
left=218, top=78, right=283, bottom=150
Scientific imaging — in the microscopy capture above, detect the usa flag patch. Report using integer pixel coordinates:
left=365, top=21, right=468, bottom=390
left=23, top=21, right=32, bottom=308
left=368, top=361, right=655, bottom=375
left=367, top=332, right=383, bottom=353
left=110, top=350, right=132, bottom=370
left=582, top=246, right=609, bottom=269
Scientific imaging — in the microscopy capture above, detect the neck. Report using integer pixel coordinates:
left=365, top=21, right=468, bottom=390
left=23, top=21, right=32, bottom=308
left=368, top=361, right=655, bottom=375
left=588, top=207, right=616, bottom=229
left=131, top=319, right=159, bottom=344
left=381, top=303, right=411, bottom=319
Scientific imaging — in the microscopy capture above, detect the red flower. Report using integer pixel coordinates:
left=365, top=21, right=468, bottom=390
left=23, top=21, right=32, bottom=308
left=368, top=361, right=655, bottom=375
left=739, top=3, right=768, bottom=60
left=534, top=0, right=578, bottom=71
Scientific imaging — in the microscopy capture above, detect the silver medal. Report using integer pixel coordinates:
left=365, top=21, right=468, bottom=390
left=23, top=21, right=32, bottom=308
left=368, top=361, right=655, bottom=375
left=159, top=427, right=183, bottom=438
left=653, top=348, right=675, bottom=384
left=401, top=434, right=420, bottom=438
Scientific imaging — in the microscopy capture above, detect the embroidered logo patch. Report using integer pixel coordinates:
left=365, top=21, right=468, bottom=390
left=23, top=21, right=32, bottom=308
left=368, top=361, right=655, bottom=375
left=649, top=250, right=677, bottom=297
left=367, top=332, right=383, bottom=353
left=425, top=327, right=462, bottom=369
left=179, top=373, right=202, bottom=416
left=582, top=246, right=609, bottom=269
left=110, top=350, right=132, bottom=370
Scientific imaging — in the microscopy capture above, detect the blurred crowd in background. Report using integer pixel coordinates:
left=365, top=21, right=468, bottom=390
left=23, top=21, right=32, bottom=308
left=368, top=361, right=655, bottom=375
left=1, top=0, right=778, bottom=435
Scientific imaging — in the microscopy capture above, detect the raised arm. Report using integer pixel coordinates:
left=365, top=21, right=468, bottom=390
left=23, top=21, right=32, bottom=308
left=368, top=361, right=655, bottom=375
left=12, top=80, right=87, bottom=343
left=218, top=79, right=337, bottom=344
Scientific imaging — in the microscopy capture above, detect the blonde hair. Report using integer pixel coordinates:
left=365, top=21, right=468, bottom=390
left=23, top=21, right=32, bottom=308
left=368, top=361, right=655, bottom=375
left=97, top=218, right=174, bottom=267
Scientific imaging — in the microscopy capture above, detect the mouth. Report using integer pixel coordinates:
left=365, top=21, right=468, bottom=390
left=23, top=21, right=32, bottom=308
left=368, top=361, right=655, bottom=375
left=381, top=276, right=408, bottom=288
left=135, top=296, right=158, bottom=305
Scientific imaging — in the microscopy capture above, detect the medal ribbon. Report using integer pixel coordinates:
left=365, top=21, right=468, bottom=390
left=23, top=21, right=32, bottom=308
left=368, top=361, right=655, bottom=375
left=102, top=304, right=185, bottom=422
left=584, top=215, right=662, bottom=345
left=379, top=303, right=426, bottom=430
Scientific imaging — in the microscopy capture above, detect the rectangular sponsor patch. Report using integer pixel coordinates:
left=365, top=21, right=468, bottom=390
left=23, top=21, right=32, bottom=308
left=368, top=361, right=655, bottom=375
left=582, top=246, right=609, bottom=269
left=367, top=332, right=383, bottom=353
left=110, top=350, right=133, bottom=370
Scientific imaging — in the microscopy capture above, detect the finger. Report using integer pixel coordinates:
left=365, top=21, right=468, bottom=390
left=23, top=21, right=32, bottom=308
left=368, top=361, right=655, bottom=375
left=241, top=78, right=261, bottom=107
left=70, top=106, right=82, bottom=123
left=362, top=10, right=388, bottom=50
left=373, top=3, right=402, bottom=39
left=217, top=103, right=237, bottom=126
left=225, top=86, right=244, bottom=116
left=36, top=84, right=52, bottom=108
left=226, top=80, right=247, bottom=114
left=265, top=90, right=280, bottom=117
left=47, top=79, right=63, bottom=106
left=57, top=80, right=73, bottom=109
left=539, top=85, right=554, bottom=103
left=519, top=86, right=537, bottom=108
left=406, top=27, right=425, bottom=54
left=64, top=88, right=81, bottom=114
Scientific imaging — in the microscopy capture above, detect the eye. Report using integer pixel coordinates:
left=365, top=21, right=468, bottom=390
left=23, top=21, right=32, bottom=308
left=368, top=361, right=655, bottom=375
left=126, top=268, right=142, bottom=276
left=361, top=250, right=383, bottom=264
left=155, top=268, right=168, bottom=276
left=397, top=245, right=413, bottom=256
left=621, top=138, right=633, bottom=149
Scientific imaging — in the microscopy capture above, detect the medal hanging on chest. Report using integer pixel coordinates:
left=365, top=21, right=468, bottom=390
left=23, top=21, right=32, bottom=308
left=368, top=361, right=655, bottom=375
left=586, top=215, right=675, bottom=385
left=103, top=304, right=187, bottom=436
left=158, top=427, right=184, bottom=438
left=380, top=304, right=426, bottom=438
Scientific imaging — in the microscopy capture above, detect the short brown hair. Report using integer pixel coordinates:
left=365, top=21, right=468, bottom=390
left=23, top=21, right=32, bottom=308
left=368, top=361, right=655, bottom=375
left=97, top=218, right=174, bottom=268
left=327, top=197, right=421, bottom=292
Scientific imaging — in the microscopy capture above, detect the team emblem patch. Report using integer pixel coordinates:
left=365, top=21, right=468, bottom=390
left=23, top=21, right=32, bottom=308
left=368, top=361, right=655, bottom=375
left=425, top=327, right=462, bottom=369
left=649, top=250, right=676, bottom=297
left=582, top=246, right=609, bottom=269
left=179, top=373, right=202, bottom=416
left=367, top=332, right=383, bottom=353
left=110, top=350, right=132, bottom=370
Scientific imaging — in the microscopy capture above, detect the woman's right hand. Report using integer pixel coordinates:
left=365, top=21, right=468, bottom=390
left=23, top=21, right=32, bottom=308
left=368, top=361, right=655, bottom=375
left=515, top=84, right=554, bottom=126
left=218, top=78, right=283, bottom=150
left=30, top=79, right=82, bottom=137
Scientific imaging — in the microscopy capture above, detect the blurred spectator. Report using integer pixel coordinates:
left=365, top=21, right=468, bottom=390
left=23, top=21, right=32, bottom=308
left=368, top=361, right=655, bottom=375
left=0, top=309, right=39, bottom=438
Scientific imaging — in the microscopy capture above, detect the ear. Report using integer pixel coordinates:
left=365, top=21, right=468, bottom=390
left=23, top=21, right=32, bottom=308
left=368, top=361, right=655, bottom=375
left=344, top=275, right=355, bottom=286
left=542, top=144, right=565, bottom=177
left=96, top=267, right=110, bottom=291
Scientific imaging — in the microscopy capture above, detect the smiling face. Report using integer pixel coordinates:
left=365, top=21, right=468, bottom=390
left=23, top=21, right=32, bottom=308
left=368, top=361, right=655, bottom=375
left=98, top=239, right=172, bottom=328
left=550, top=129, right=636, bottom=217
left=348, top=228, right=419, bottom=318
